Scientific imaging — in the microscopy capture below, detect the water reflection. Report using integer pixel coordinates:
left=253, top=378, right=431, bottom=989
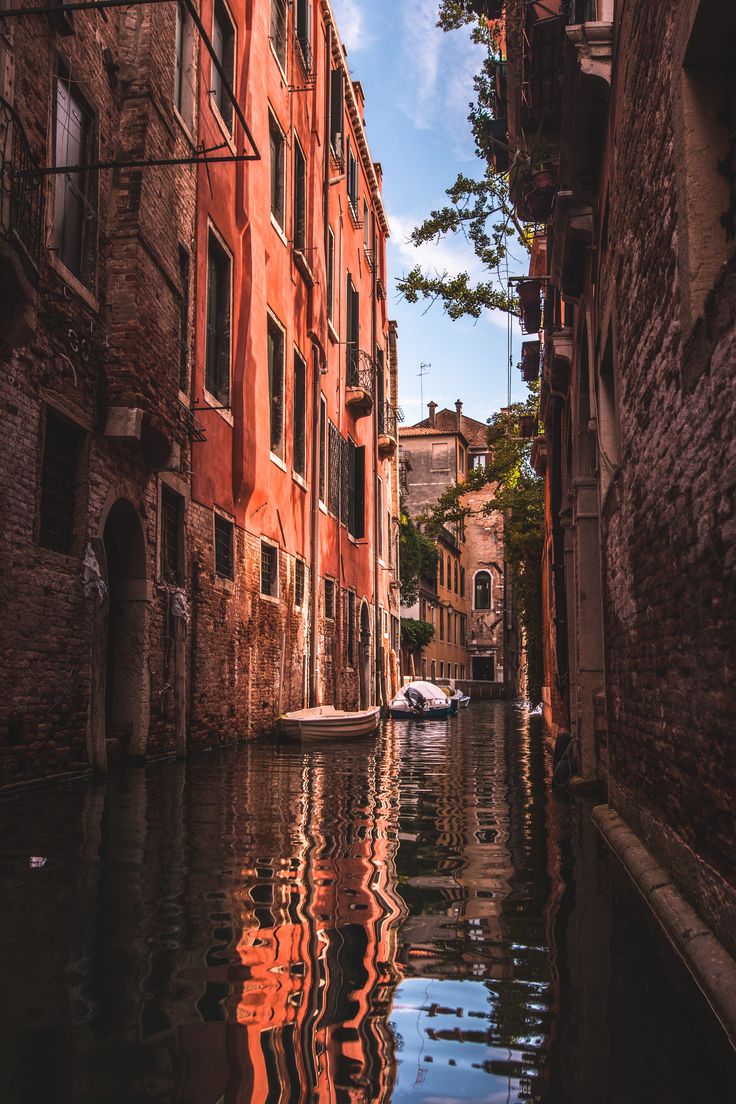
left=0, top=704, right=734, bottom=1103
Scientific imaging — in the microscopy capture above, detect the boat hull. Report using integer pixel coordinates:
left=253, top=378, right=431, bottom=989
left=389, top=704, right=453, bottom=720
left=281, top=706, right=380, bottom=741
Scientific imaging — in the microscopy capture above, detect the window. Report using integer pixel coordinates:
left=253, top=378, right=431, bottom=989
left=439, top=607, right=444, bottom=641
left=293, top=136, right=306, bottom=253
left=460, top=566, right=465, bottom=597
left=347, top=439, right=365, bottom=539
left=472, top=452, right=487, bottom=469
left=329, top=68, right=343, bottom=156
left=267, top=314, right=285, bottom=459
left=474, top=570, right=492, bottom=610
left=328, top=421, right=342, bottom=517
left=447, top=555, right=451, bottom=588
left=346, top=589, right=355, bottom=666
left=293, top=350, right=306, bottom=478
left=347, top=140, right=359, bottom=216
left=346, top=275, right=360, bottom=383
left=270, top=0, right=287, bottom=71
left=440, top=661, right=444, bottom=679
left=178, top=245, right=190, bottom=393
left=459, top=448, right=465, bottom=474
left=324, top=577, right=335, bottom=619
left=294, top=559, right=305, bottom=607
left=439, top=556, right=444, bottom=587
left=294, top=0, right=311, bottom=73
left=363, top=200, right=370, bottom=250
left=261, top=541, right=278, bottom=598
left=212, top=0, right=235, bottom=131
left=269, top=111, right=286, bottom=229
left=53, top=66, right=95, bottom=285
left=38, top=409, right=81, bottom=554
left=214, top=513, right=234, bottom=579
left=431, top=442, right=450, bottom=471
left=377, top=477, right=383, bottom=558
left=461, top=664, right=466, bottom=680
left=319, top=394, right=327, bottom=503
left=431, top=660, right=436, bottom=681
left=174, top=1, right=195, bottom=129
left=205, top=229, right=231, bottom=405
left=327, top=227, right=335, bottom=324
left=460, top=615, right=466, bottom=646
left=161, top=485, right=184, bottom=584
left=454, top=560, right=459, bottom=594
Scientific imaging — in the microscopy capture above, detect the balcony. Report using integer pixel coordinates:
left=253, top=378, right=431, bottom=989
left=345, top=348, right=374, bottom=416
left=0, top=96, right=42, bottom=345
left=378, top=402, right=398, bottom=458
left=347, top=198, right=363, bottom=229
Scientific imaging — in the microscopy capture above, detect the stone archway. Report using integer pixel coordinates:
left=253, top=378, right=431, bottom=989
left=99, top=499, right=149, bottom=763
left=358, top=601, right=372, bottom=710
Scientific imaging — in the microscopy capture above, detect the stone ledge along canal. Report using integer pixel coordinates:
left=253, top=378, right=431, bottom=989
left=1, top=702, right=734, bottom=1102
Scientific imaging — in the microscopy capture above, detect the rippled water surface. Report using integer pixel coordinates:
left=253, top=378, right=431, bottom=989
left=1, top=702, right=734, bottom=1103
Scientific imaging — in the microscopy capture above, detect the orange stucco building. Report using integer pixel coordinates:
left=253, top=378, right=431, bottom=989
left=187, top=0, right=401, bottom=740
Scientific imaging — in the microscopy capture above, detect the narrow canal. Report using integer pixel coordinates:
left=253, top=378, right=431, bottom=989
left=1, top=702, right=734, bottom=1102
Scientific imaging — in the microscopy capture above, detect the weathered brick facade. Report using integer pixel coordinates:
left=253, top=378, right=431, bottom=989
left=0, top=0, right=400, bottom=787
left=506, top=0, right=736, bottom=963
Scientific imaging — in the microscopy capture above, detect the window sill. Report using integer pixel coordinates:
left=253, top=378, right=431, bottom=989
left=47, top=252, right=99, bottom=313
left=270, top=451, right=287, bottom=472
left=293, top=247, right=314, bottom=286
left=214, top=574, right=235, bottom=593
left=203, top=388, right=234, bottom=426
left=269, top=39, right=288, bottom=83
left=210, top=101, right=236, bottom=151
left=292, top=470, right=308, bottom=491
left=260, top=592, right=280, bottom=605
left=319, top=501, right=328, bottom=515
left=271, top=215, right=288, bottom=247
left=327, top=320, right=339, bottom=344
left=173, top=105, right=196, bottom=147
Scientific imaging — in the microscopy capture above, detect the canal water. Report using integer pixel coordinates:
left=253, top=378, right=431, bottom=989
left=0, top=702, right=734, bottom=1103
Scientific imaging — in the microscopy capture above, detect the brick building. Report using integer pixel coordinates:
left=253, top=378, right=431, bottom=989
left=0, top=0, right=400, bottom=787
left=501, top=0, right=736, bottom=1020
left=400, top=400, right=520, bottom=694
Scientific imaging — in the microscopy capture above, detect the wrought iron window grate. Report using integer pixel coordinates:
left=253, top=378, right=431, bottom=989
left=1, top=94, right=42, bottom=283
left=214, top=513, right=234, bottom=579
left=294, top=559, right=305, bottom=607
left=261, top=541, right=278, bottom=597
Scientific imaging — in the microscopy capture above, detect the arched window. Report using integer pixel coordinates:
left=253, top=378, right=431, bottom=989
left=474, top=570, right=491, bottom=610
left=447, top=555, right=452, bottom=588
left=454, top=561, right=459, bottom=593
left=439, top=556, right=444, bottom=586
left=460, top=566, right=465, bottom=597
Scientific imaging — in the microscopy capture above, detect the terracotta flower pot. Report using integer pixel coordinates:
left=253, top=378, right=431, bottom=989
left=524, top=168, right=557, bottom=222
left=520, top=340, right=541, bottom=382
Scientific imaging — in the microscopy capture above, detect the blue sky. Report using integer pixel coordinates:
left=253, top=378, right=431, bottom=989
left=332, top=0, right=526, bottom=426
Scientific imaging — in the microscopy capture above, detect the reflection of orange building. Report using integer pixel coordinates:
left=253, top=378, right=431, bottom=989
left=232, top=736, right=406, bottom=1102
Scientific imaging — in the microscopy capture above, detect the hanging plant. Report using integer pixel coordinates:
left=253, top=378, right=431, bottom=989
left=517, top=279, right=542, bottom=333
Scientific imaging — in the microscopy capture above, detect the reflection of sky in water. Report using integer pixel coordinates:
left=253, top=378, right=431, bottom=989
left=391, top=978, right=524, bottom=1103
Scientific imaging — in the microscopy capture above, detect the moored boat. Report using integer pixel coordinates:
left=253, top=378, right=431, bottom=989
left=389, top=681, right=453, bottom=720
left=281, top=705, right=381, bottom=741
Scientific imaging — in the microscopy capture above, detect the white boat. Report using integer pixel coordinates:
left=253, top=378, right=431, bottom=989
left=389, top=681, right=453, bottom=720
left=437, top=684, right=470, bottom=714
left=281, top=705, right=381, bottom=741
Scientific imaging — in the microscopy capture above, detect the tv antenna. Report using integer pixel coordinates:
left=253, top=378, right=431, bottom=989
left=418, top=362, right=431, bottom=413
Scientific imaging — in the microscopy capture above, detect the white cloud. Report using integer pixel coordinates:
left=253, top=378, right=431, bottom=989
left=387, top=210, right=484, bottom=284
left=397, top=1, right=484, bottom=159
left=330, top=0, right=376, bottom=53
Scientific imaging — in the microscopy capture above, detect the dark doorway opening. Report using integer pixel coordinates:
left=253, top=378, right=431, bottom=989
left=472, top=656, right=495, bottom=682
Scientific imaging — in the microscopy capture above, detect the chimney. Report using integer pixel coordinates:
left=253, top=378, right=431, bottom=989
left=455, top=399, right=463, bottom=431
left=428, top=401, right=437, bottom=427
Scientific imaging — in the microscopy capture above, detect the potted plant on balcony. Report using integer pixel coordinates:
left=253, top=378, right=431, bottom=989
left=505, top=129, right=558, bottom=224
left=520, top=340, right=541, bottom=381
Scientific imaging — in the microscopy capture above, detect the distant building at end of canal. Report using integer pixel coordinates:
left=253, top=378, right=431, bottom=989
left=501, top=0, right=736, bottom=986
left=0, top=0, right=401, bottom=785
left=399, top=401, right=522, bottom=697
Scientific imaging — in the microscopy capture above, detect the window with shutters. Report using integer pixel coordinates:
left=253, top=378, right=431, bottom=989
left=267, top=313, right=285, bottom=459
left=346, top=589, right=355, bottom=666
left=53, top=65, right=96, bottom=287
left=38, top=408, right=82, bottom=554
left=319, top=394, right=327, bottom=504
left=178, top=245, right=191, bottom=393
left=269, top=0, right=287, bottom=72
left=293, top=135, right=306, bottom=253
left=346, top=275, right=359, bottom=383
left=329, top=68, right=343, bottom=159
left=293, top=350, right=306, bottom=478
left=211, top=0, right=235, bottom=131
left=261, top=540, right=279, bottom=598
left=376, top=477, right=383, bottom=558
left=269, top=110, right=286, bottom=230
left=205, top=228, right=231, bottom=405
left=347, top=140, right=359, bottom=217
left=294, top=558, right=305, bottom=607
left=324, top=577, right=335, bottom=619
left=431, top=442, right=450, bottom=471
left=214, top=512, right=234, bottom=579
left=327, top=227, right=335, bottom=324
left=347, top=439, right=365, bottom=539
left=174, top=1, right=195, bottom=130
left=294, top=0, right=312, bottom=76
left=161, top=485, right=184, bottom=584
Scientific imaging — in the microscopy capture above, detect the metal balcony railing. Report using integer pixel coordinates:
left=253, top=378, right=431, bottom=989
left=0, top=96, right=42, bottom=284
left=346, top=347, right=374, bottom=395
left=294, top=35, right=316, bottom=87
left=378, top=401, right=398, bottom=439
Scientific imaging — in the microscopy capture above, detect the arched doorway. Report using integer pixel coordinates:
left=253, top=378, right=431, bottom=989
left=359, top=601, right=372, bottom=710
left=102, top=499, right=149, bottom=762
